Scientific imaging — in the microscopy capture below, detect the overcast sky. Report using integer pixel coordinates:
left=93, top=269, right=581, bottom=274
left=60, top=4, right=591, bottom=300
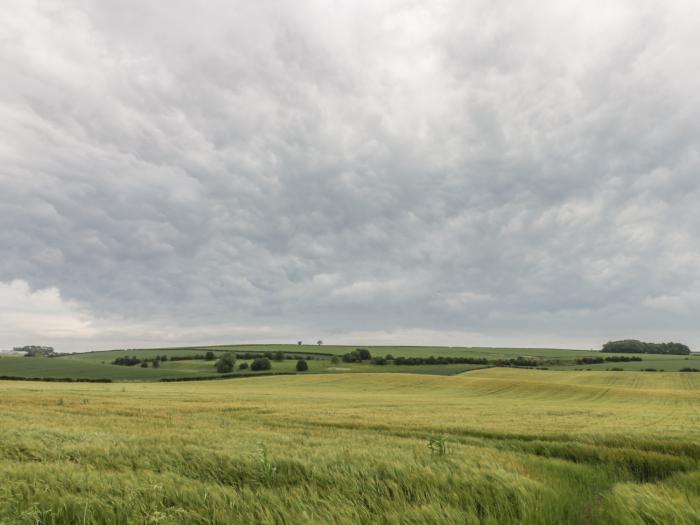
left=1, top=0, right=699, bottom=352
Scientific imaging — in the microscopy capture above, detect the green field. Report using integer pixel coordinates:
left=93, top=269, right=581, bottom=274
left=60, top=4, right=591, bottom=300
left=3, top=345, right=697, bottom=382
left=0, top=368, right=699, bottom=524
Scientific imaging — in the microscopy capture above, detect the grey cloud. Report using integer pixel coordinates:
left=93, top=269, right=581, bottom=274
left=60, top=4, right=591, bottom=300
left=1, top=0, right=700, bottom=350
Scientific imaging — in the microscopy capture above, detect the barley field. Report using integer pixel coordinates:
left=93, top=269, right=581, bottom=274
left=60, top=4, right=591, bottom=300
left=1, top=368, right=699, bottom=524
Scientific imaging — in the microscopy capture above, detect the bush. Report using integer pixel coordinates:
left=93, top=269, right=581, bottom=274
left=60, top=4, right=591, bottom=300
left=205, top=351, right=216, bottom=361
left=239, top=362, right=249, bottom=370
left=330, top=356, right=339, bottom=364
left=274, top=351, right=285, bottom=361
left=371, top=357, right=387, bottom=365
left=215, top=353, right=236, bottom=373
left=251, top=358, right=272, bottom=371
left=296, top=359, right=308, bottom=372
left=140, top=361, right=148, bottom=368
left=355, top=348, right=372, bottom=360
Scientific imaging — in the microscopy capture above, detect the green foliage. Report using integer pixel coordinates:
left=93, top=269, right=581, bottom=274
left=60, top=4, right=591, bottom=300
left=112, top=356, right=141, bottom=366
left=204, top=351, right=216, bottom=361
left=342, top=348, right=372, bottom=362
left=427, top=436, right=448, bottom=457
left=215, top=353, right=236, bottom=373
left=602, top=340, right=691, bottom=355
left=252, top=443, right=277, bottom=482
left=238, top=362, right=249, bottom=370
left=17, top=345, right=55, bottom=357
left=250, top=358, right=271, bottom=371
left=295, top=359, right=308, bottom=372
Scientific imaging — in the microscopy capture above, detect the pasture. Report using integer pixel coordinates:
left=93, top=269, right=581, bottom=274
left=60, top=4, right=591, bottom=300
left=2, top=345, right=697, bottom=381
left=0, top=368, right=699, bottom=524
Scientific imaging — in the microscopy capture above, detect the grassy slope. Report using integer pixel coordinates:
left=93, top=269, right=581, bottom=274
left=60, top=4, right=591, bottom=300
left=2, top=345, right=697, bottom=381
left=0, top=369, right=699, bottom=524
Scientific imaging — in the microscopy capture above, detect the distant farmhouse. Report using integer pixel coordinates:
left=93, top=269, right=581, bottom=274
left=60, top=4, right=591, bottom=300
left=14, top=345, right=55, bottom=357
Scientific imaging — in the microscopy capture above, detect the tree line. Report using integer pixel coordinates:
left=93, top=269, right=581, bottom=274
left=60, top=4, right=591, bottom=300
left=602, top=340, right=690, bottom=355
left=576, top=356, right=643, bottom=365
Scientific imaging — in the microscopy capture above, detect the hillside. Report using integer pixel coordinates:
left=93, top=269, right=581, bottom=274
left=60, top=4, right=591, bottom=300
left=2, top=344, right=699, bottom=382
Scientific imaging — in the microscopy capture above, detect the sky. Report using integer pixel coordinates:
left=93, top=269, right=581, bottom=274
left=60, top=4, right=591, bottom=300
left=1, top=0, right=699, bottom=352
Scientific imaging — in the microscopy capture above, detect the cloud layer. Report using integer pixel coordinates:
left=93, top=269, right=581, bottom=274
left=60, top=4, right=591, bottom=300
left=2, top=0, right=700, bottom=351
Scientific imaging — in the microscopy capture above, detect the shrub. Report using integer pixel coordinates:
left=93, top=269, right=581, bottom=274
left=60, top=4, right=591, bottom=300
left=215, top=353, right=236, bottom=373
left=239, top=362, right=249, bottom=370
left=371, top=357, right=387, bottom=365
left=296, top=359, right=308, bottom=372
left=274, top=351, right=285, bottom=361
left=251, top=358, right=272, bottom=371
left=330, top=356, right=339, bottom=364
left=205, top=351, right=216, bottom=361
left=140, top=361, right=148, bottom=368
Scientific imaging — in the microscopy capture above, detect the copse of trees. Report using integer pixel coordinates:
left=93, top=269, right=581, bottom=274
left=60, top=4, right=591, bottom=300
left=342, top=348, right=372, bottom=363
left=18, top=346, right=55, bottom=357
left=112, top=356, right=142, bottom=366
left=215, top=353, right=236, bottom=373
left=602, top=340, right=690, bottom=355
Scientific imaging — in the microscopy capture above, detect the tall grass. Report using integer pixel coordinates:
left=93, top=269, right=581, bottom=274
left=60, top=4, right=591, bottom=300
left=0, top=369, right=698, bottom=524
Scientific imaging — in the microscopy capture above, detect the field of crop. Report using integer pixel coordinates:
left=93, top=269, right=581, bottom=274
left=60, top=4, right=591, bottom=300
left=0, top=368, right=698, bottom=524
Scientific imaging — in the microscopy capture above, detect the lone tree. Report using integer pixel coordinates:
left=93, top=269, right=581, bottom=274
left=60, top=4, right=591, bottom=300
left=296, top=359, right=308, bottom=372
left=317, top=340, right=323, bottom=346
left=215, top=353, right=236, bottom=373
left=297, top=341, right=302, bottom=346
